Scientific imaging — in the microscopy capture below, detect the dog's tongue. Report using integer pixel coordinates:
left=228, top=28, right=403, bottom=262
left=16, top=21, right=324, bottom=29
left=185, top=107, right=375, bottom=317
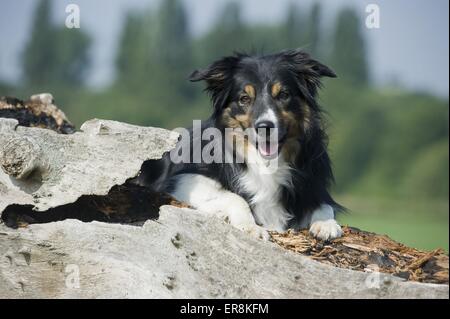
left=259, top=141, right=278, bottom=157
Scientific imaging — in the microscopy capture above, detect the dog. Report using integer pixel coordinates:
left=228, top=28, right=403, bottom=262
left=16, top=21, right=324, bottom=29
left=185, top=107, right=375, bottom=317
left=140, top=49, right=343, bottom=241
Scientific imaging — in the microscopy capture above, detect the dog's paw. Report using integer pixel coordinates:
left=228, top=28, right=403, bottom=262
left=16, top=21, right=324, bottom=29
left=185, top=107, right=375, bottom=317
left=237, top=223, right=270, bottom=241
left=309, top=219, right=343, bottom=241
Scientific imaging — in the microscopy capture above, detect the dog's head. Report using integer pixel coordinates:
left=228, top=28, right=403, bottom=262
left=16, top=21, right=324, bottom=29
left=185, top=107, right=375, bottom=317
left=190, top=49, right=336, bottom=160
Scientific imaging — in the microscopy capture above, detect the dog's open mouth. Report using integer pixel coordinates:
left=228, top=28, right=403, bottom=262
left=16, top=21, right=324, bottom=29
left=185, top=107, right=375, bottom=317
left=252, top=127, right=287, bottom=159
left=256, top=136, right=286, bottom=158
left=258, top=140, right=279, bottom=157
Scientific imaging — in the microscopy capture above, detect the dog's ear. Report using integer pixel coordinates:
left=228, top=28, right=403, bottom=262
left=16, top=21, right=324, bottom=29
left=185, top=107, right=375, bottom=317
left=189, top=54, right=243, bottom=113
left=189, top=55, right=242, bottom=84
left=282, top=49, right=336, bottom=79
left=282, top=49, right=336, bottom=99
left=306, top=60, right=337, bottom=78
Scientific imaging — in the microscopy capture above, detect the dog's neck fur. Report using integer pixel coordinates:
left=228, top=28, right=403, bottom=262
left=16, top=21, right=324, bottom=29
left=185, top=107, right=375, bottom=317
left=230, top=143, right=294, bottom=231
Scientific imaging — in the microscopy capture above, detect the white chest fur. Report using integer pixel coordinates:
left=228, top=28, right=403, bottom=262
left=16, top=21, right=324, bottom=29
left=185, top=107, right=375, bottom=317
left=236, top=153, right=293, bottom=232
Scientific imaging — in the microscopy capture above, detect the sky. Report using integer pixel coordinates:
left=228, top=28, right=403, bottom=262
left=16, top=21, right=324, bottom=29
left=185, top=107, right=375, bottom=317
left=0, top=0, right=448, bottom=98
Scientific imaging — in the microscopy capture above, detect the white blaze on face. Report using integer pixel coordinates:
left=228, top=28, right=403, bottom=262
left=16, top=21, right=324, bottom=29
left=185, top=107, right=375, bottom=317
left=257, top=108, right=278, bottom=127
left=255, top=108, right=279, bottom=158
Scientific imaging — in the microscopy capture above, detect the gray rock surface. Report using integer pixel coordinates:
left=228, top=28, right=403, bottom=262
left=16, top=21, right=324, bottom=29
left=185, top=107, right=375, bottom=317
left=0, top=206, right=448, bottom=299
left=0, top=118, right=179, bottom=213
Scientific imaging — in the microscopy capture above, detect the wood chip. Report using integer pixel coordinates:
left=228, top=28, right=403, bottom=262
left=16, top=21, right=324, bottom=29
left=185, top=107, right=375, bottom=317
left=342, top=243, right=376, bottom=252
left=270, top=226, right=448, bottom=284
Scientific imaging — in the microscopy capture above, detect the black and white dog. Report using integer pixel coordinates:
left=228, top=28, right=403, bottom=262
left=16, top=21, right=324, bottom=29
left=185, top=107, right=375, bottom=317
left=140, top=49, right=343, bottom=241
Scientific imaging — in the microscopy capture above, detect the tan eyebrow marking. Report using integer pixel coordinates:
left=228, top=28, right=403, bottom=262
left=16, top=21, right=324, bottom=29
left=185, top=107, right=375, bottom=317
left=271, top=82, right=282, bottom=97
left=235, top=113, right=251, bottom=128
left=244, top=84, right=255, bottom=99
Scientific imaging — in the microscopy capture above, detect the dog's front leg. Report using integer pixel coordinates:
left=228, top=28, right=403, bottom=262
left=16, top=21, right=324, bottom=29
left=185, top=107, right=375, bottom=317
left=170, top=173, right=270, bottom=240
left=307, top=204, right=343, bottom=241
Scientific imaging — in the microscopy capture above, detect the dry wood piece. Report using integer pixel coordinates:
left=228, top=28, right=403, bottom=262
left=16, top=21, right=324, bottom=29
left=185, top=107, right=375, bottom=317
left=0, top=93, right=185, bottom=228
left=0, top=117, right=179, bottom=213
left=0, top=93, right=75, bottom=134
left=270, top=226, right=449, bottom=284
left=1, top=206, right=448, bottom=299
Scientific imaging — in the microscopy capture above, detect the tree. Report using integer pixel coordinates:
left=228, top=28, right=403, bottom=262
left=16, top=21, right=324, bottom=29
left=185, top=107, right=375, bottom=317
left=306, top=3, right=321, bottom=57
left=330, top=7, right=369, bottom=86
left=284, top=3, right=307, bottom=49
left=198, top=2, right=249, bottom=61
left=22, top=0, right=91, bottom=88
left=52, top=27, right=91, bottom=86
left=115, top=11, right=149, bottom=88
left=22, top=0, right=56, bottom=86
left=115, top=0, right=194, bottom=98
left=149, top=0, right=193, bottom=98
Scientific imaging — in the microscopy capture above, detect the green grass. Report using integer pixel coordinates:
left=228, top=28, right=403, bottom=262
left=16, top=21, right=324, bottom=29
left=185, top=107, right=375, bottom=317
left=336, top=195, right=449, bottom=252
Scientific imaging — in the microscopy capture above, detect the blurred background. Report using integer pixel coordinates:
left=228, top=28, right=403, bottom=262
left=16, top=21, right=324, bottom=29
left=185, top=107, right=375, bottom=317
left=0, top=0, right=448, bottom=251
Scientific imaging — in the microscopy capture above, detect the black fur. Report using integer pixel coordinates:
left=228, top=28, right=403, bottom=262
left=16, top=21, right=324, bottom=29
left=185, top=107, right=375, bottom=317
left=139, top=49, right=342, bottom=229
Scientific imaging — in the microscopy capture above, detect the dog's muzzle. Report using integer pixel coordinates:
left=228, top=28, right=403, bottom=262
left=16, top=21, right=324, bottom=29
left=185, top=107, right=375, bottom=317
left=254, top=120, right=287, bottom=157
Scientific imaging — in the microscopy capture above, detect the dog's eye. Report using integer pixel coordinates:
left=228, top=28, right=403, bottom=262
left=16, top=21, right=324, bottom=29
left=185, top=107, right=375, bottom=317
left=278, top=90, right=290, bottom=100
left=239, top=95, right=251, bottom=105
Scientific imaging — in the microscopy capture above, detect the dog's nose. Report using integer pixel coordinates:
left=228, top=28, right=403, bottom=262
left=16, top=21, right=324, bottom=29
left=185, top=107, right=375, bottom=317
left=255, top=120, right=276, bottom=130
left=255, top=120, right=277, bottom=141
left=255, top=120, right=287, bottom=142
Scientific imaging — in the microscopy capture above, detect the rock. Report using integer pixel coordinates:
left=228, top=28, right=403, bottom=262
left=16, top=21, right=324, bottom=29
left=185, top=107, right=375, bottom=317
left=0, top=205, right=448, bottom=299
left=0, top=118, right=179, bottom=213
